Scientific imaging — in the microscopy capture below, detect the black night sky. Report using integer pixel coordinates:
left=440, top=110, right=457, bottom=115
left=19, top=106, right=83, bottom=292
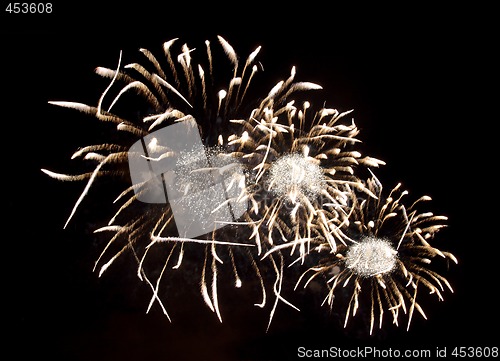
left=2, top=3, right=497, bottom=360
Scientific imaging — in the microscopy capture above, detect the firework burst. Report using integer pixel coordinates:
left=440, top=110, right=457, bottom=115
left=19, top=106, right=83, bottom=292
left=296, top=174, right=457, bottom=334
left=42, top=36, right=270, bottom=321
left=42, top=34, right=456, bottom=333
left=229, top=96, right=385, bottom=258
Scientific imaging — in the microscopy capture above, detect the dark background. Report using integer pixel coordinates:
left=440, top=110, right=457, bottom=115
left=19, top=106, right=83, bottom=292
left=2, top=2, right=497, bottom=360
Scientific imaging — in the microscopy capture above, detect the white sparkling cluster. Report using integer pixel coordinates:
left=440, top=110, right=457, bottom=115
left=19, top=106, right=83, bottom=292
left=267, top=153, right=325, bottom=201
left=345, top=237, right=398, bottom=277
left=166, top=146, right=246, bottom=237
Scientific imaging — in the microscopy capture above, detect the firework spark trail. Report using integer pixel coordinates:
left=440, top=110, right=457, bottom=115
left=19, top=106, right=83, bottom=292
left=43, top=35, right=455, bottom=333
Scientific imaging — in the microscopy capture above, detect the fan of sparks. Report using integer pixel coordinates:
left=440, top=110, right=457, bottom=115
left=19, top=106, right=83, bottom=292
left=42, top=35, right=456, bottom=333
left=296, top=174, right=457, bottom=334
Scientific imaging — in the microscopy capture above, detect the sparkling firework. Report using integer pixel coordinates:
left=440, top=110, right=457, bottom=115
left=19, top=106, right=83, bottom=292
left=296, top=174, right=457, bottom=334
left=42, top=35, right=456, bottom=334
